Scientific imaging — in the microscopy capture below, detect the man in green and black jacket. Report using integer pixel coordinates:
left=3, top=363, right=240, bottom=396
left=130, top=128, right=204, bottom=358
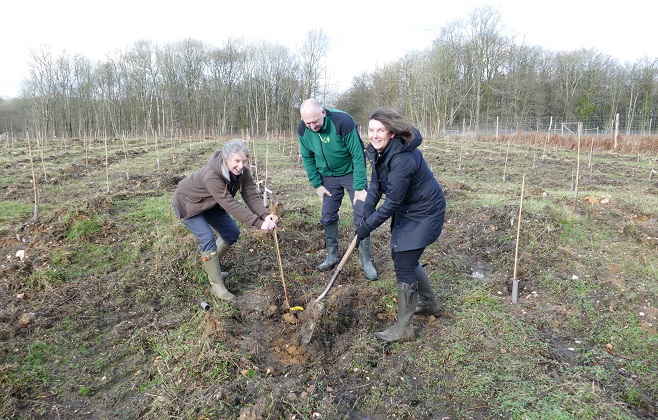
left=297, top=98, right=377, bottom=280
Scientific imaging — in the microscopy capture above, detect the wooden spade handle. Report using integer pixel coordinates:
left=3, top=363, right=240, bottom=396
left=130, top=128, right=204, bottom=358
left=315, top=234, right=359, bottom=302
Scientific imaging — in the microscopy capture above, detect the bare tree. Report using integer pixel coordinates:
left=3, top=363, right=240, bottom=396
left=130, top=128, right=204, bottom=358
left=27, top=47, right=56, bottom=139
left=553, top=49, right=590, bottom=121
left=627, top=58, right=658, bottom=135
left=462, top=5, right=509, bottom=131
left=120, top=40, right=159, bottom=137
left=251, top=42, right=298, bottom=134
left=299, top=28, right=329, bottom=100
left=72, top=55, right=95, bottom=138
left=208, top=38, right=248, bottom=135
left=178, top=39, right=209, bottom=133
left=335, top=73, right=376, bottom=125
left=12, top=10, right=658, bottom=142
left=505, top=44, right=547, bottom=126
left=423, top=23, right=468, bottom=132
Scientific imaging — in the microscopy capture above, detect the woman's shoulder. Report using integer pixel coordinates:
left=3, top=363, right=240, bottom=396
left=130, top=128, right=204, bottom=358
left=389, top=140, right=420, bottom=166
left=388, top=138, right=410, bottom=155
left=200, top=164, right=226, bottom=185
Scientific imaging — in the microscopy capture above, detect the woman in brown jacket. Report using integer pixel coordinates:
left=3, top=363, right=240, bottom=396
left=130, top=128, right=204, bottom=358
left=173, top=139, right=278, bottom=301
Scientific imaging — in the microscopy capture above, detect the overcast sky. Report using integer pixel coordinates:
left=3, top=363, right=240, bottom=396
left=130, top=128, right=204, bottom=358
left=1, top=0, right=656, bottom=98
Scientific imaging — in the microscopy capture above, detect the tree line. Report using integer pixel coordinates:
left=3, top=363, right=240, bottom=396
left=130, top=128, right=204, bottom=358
left=1, top=6, right=657, bottom=140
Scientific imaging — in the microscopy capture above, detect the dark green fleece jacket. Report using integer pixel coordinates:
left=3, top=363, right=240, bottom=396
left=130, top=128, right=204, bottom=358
left=297, top=108, right=367, bottom=190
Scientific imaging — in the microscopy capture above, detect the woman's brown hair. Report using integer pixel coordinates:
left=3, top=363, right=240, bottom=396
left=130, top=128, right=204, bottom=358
left=368, top=107, right=415, bottom=143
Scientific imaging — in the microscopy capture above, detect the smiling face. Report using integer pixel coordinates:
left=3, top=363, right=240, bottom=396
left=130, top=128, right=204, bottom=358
left=367, top=119, right=395, bottom=152
left=224, top=152, right=249, bottom=176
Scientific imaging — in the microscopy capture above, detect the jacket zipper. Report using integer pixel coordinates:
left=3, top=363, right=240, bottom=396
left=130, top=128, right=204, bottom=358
left=319, top=133, right=333, bottom=173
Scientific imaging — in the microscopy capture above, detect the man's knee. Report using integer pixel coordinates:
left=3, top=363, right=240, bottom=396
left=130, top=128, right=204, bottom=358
left=320, top=214, right=340, bottom=226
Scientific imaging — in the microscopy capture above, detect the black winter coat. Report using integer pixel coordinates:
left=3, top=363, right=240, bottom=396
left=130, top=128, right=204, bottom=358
left=362, top=129, right=446, bottom=252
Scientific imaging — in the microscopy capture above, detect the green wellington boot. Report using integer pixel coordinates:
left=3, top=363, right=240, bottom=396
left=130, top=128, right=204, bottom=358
left=415, top=264, right=441, bottom=316
left=318, top=223, right=339, bottom=271
left=374, top=282, right=418, bottom=342
left=215, top=236, right=231, bottom=278
left=201, top=250, right=235, bottom=301
left=358, top=236, right=378, bottom=280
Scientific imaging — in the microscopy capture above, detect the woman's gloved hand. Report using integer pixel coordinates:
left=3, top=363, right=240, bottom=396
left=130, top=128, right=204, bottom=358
left=261, top=214, right=278, bottom=231
left=355, top=224, right=370, bottom=247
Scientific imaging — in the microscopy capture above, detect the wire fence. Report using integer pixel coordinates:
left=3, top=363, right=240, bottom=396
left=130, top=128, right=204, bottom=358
left=435, top=116, right=656, bottom=138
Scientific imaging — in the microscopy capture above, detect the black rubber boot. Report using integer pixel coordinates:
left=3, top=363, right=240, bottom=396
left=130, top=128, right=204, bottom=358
left=374, top=282, right=418, bottom=342
left=358, top=236, right=378, bottom=280
left=318, top=223, right=339, bottom=271
left=201, top=250, right=235, bottom=301
left=415, top=264, right=441, bottom=316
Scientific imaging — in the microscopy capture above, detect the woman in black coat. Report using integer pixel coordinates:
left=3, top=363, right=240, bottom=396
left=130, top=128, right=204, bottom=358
left=355, top=107, right=446, bottom=342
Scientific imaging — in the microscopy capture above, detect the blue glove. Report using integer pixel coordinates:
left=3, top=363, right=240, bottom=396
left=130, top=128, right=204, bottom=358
left=355, top=224, right=370, bottom=248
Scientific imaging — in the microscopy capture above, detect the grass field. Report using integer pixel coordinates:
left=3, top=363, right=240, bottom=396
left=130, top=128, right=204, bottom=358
left=1, top=132, right=657, bottom=418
